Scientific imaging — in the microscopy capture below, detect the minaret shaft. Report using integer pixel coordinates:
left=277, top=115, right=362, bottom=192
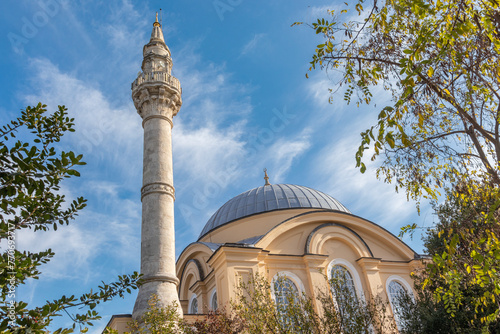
left=132, top=15, right=182, bottom=320
left=141, top=118, right=175, bottom=277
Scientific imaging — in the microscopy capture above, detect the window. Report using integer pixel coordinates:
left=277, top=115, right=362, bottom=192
left=274, top=277, right=299, bottom=310
left=331, top=265, right=357, bottom=300
left=386, top=276, right=412, bottom=330
left=330, top=265, right=358, bottom=316
left=271, top=272, right=305, bottom=327
left=210, top=289, right=218, bottom=311
left=189, top=294, right=198, bottom=314
left=327, top=259, right=364, bottom=332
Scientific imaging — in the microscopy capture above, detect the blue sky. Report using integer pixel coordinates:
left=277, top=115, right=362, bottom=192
left=1, top=0, right=435, bottom=332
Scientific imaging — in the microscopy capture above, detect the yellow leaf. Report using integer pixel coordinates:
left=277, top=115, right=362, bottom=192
left=427, top=67, right=434, bottom=77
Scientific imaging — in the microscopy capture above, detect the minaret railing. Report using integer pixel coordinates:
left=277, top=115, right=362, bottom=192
left=132, top=71, right=181, bottom=92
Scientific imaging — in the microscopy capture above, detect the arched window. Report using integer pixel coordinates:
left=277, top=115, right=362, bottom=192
left=271, top=271, right=305, bottom=326
left=273, top=277, right=299, bottom=309
left=210, top=289, right=218, bottom=311
left=386, top=276, right=413, bottom=330
left=327, top=259, right=364, bottom=331
left=330, top=264, right=359, bottom=321
left=271, top=272, right=305, bottom=306
left=330, top=265, right=357, bottom=301
left=189, top=294, right=198, bottom=314
left=327, top=259, right=363, bottom=299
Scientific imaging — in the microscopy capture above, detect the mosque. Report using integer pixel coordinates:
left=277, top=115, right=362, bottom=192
left=107, top=15, right=423, bottom=332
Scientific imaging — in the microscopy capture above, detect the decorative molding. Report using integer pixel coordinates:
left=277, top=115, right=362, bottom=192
left=356, top=257, right=382, bottom=272
left=142, top=114, right=174, bottom=128
left=141, top=182, right=175, bottom=200
left=385, top=275, right=413, bottom=298
left=305, top=222, right=373, bottom=257
left=271, top=271, right=306, bottom=295
left=132, top=82, right=182, bottom=119
left=141, top=274, right=180, bottom=286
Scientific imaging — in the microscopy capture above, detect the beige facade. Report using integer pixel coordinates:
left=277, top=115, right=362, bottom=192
left=177, top=195, right=422, bottom=322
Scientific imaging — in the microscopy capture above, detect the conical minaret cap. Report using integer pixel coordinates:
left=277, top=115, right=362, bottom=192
left=142, top=13, right=171, bottom=58
left=150, top=12, right=165, bottom=43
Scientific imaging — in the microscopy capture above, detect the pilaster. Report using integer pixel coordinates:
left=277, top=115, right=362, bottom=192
left=356, top=257, right=383, bottom=297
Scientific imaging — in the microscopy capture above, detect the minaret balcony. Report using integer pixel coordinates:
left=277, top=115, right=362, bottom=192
left=132, top=71, right=181, bottom=93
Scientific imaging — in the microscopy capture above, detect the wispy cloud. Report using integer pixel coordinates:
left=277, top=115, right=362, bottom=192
left=16, top=57, right=143, bottom=290
left=23, top=57, right=143, bottom=183
left=174, top=121, right=246, bottom=186
left=241, top=33, right=266, bottom=56
left=312, top=125, right=420, bottom=229
left=17, top=224, right=105, bottom=280
left=263, top=134, right=311, bottom=183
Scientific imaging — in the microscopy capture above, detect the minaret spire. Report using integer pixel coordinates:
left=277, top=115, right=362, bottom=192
left=131, top=13, right=183, bottom=320
left=150, top=11, right=165, bottom=43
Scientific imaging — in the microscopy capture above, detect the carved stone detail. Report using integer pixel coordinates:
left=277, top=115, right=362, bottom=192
left=133, top=89, right=181, bottom=121
left=142, top=274, right=180, bottom=286
left=132, top=71, right=182, bottom=121
left=141, top=182, right=175, bottom=200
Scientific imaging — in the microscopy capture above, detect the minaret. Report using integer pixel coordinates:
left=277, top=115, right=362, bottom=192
left=131, top=13, right=182, bottom=319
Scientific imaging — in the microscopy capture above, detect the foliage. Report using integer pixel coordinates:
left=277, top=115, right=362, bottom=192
left=395, top=190, right=500, bottom=333
left=112, top=274, right=399, bottom=334
left=106, top=294, right=243, bottom=334
left=232, top=273, right=397, bottom=334
left=184, top=307, right=244, bottom=334
left=297, top=0, right=500, bottom=321
left=0, top=103, right=141, bottom=333
left=126, top=295, right=180, bottom=334
left=397, top=279, right=500, bottom=334
left=231, top=273, right=321, bottom=333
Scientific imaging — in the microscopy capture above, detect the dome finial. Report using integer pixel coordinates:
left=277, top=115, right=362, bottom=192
left=154, top=12, right=161, bottom=27
left=263, top=168, right=271, bottom=186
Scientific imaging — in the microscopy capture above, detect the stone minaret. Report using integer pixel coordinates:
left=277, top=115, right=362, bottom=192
left=131, top=14, right=182, bottom=319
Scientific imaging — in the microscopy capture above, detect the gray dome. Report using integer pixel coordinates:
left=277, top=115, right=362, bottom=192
left=199, top=184, right=350, bottom=239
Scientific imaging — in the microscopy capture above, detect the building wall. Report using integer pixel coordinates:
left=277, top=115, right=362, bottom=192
left=177, top=209, right=421, bottom=324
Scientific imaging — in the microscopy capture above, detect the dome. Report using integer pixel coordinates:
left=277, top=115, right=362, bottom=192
left=199, top=184, right=350, bottom=239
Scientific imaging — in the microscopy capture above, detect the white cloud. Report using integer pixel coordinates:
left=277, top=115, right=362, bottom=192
left=174, top=41, right=253, bottom=123
left=17, top=224, right=104, bottom=280
left=13, top=54, right=145, bottom=288
left=174, top=121, right=246, bottom=186
left=307, top=76, right=332, bottom=107
left=241, top=33, right=266, bottom=56
left=312, top=127, right=419, bottom=230
left=23, top=57, right=143, bottom=183
left=17, top=34, right=261, bottom=270
left=264, top=135, right=311, bottom=183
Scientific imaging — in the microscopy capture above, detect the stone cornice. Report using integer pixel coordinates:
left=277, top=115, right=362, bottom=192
left=132, top=79, right=182, bottom=119
left=141, top=182, right=175, bottom=201
left=141, top=274, right=180, bottom=286
left=142, top=114, right=174, bottom=128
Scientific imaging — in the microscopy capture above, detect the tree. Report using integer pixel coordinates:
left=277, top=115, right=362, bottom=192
left=113, top=274, right=397, bottom=334
left=0, top=103, right=141, bottom=333
left=297, top=0, right=500, bottom=322
left=106, top=294, right=243, bottom=334
left=126, top=295, right=180, bottom=334
left=184, top=308, right=244, bottom=334
left=231, top=273, right=397, bottom=334
left=396, top=189, right=500, bottom=333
